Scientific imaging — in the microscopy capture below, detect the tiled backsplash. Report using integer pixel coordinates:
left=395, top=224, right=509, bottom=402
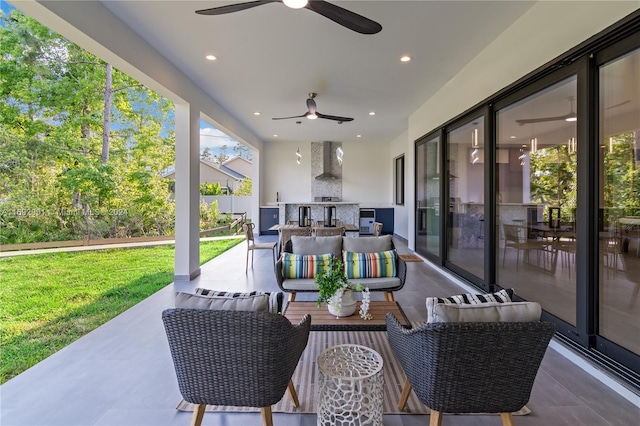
left=311, top=141, right=342, bottom=200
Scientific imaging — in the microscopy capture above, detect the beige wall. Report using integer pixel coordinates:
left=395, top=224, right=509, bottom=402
left=261, top=139, right=394, bottom=207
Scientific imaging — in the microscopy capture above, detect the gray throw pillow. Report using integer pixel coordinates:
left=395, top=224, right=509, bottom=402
left=175, top=291, right=271, bottom=312
left=343, top=235, right=392, bottom=253
left=291, top=235, right=343, bottom=258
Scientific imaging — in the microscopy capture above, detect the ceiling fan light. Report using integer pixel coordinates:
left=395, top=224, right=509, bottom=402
left=283, top=0, right=308, bottom=9
left=307, top=113, right=317, bottom=120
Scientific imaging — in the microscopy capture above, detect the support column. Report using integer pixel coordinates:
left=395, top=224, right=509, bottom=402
left=174, top=103, right=201, bottom=281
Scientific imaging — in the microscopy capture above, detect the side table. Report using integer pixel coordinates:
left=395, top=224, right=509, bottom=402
left=316, top=344, right=384, bottom=425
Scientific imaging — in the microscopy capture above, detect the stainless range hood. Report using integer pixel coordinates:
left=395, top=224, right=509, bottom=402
left=315, top=141, right=341, bottom=180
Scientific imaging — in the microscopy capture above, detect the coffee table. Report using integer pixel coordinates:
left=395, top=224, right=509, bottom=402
left=284, top=301, right=410, bottom=331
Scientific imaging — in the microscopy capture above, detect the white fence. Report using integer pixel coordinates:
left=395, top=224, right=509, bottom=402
left=202, top=196, right=253, bottom=220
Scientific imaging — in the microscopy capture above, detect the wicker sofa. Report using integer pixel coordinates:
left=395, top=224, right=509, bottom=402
left=275, top=235, right=407, bottom=301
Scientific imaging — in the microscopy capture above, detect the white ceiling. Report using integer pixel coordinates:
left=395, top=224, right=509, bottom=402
left=95, top=0, right=537, bottom=146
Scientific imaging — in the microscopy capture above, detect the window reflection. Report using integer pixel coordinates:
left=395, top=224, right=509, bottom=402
left=599, top=48, right=640, bottom=355
left=416, top=137, right=440, bottom=256
left=447, top=118, right=485, bottom=279
left=496, top=77, right=577, bottom=325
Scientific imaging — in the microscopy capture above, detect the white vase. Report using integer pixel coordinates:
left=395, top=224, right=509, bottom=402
left=328, top=289, right=357, bottom=317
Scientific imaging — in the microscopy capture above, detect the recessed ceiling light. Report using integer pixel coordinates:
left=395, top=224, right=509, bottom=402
left=356, top=134, right=362, bottom=138
left=273, top=134, right=278, bottom=137
left=510, top=136, right=517, bottom=139
left=205, top=54, right=217, bottom=61
left=253, top=112, right=261, bottom=116
left=400, top=55, right=412, bottom=62
left=369, top=112, right=376, bottom=116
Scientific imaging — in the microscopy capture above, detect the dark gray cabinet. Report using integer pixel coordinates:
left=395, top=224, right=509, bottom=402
left=260, top=208, right=279, bottom=235
left=375, top=208, right=394, bottom=235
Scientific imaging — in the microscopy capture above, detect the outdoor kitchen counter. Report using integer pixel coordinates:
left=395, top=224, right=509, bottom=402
left=277, top=202, right=359, bottom=227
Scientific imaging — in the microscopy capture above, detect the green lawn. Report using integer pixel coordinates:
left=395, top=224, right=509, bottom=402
left=0, top=238, right=243, bottom=384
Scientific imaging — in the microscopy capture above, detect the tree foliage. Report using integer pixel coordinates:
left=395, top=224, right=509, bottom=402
left=0, top=10, right=177, bottom=243
left=529, top=145, right=577, bottom=223
left=603, top=132, right=640, bottom=220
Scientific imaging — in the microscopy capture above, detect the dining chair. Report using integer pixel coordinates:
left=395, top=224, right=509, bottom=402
left=314, top=226, right=345, bottom=237
left=279, top=227, right=312, bottom=254
left=243, top=223, right=277, bottom=273
left=502, top=223, right=548, bottom=271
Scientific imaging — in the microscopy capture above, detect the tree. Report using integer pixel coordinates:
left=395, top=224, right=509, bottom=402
left=233, top=144, right=253, bottom=161
left=201, top=147, right=213, bottom=161
left=234, top=178, right=252, bottom=196
left=214, top=144, right=229, bottom=163
left=0, top=10, right=175, bottom=242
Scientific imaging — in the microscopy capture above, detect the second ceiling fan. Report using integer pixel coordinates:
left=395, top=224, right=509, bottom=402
left=272, top=93, right=354, bottom=122
left=196, top=0, right=382, bottom=35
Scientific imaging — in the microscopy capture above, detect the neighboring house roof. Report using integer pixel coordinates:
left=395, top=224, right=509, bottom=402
left=161, top=158, right=249, bottom=181
left=218, top=164, right=245, bottom=180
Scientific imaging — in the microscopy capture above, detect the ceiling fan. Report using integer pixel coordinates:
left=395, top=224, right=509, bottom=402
left=195, top=0, right=382, bottom=35
left=272, top=93, right=354, bottom=122
left=515, top=97, right=577, bottom=126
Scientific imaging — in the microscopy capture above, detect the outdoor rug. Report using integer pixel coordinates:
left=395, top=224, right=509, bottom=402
left=176, top=330, right=531, bottom=416
left=398, top=253, right=423, bottom=263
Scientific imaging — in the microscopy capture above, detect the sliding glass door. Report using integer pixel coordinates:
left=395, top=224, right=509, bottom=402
left=446, top=118, right=485, bottom=280
left=495, top=76, right=578, bottom=325
left=415, top=134, right=441, bottom=259
left=597, top=45, right=640, bottom=358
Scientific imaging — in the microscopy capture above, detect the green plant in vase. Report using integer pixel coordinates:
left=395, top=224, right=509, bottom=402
left=315, top=258, right=367, bottom=318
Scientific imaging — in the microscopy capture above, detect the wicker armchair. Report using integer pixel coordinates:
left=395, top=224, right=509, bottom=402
left=386, top=313, right=555, bottom=426
left=162, top=309, right=311, bottom=426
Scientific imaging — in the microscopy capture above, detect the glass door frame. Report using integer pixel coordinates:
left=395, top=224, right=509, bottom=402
left=592, top=32, right=640, bottom=375
left=442, top=107, right=491, bottom=291
left=493, top=62, right=586, bottom=346
left=415, top=129, right=445, bottom=264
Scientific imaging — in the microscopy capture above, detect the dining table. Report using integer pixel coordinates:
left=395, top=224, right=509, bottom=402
left=268, top=223, right=360, bottom=232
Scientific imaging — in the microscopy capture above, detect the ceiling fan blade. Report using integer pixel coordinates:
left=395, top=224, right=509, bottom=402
left=196, top=0, right=278, bottom=16
left=515, top=114, right=574, bottom=125
left=316, top=112, right=354, bottom=122
left=272, top=112, right=309, bottom=120
left=305, top=1, right=382, bottom=34
left=306, top=97, right=317, bottom=114
left=605, top=100, right=631, bottom=109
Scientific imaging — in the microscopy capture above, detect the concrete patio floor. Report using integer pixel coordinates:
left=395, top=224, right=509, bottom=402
left=1, top=235, right=638, bottom=425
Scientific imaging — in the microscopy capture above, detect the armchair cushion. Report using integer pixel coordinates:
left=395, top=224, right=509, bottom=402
left=194, top=288, right=284, bottom=313
left=430, top=301, right=542, bottom=323
left=176, top=290, right=283, bottom=313
left=426, top=288, right=513, bottom=323
left=343, top=250, right=397, bottom=278
left=282, top=252, right=333, bottom=279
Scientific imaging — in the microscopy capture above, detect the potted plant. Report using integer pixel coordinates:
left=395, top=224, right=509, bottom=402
left=315, top=258, right=371, bottom=319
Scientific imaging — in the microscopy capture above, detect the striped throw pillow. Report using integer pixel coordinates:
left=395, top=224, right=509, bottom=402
left=194, top=288, right=284, bottom=314
left=426, top=288, right=514, bottom=323
left=343, top=250, right=397, bottom=279
left=282, top=252, right=333, bottom=279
